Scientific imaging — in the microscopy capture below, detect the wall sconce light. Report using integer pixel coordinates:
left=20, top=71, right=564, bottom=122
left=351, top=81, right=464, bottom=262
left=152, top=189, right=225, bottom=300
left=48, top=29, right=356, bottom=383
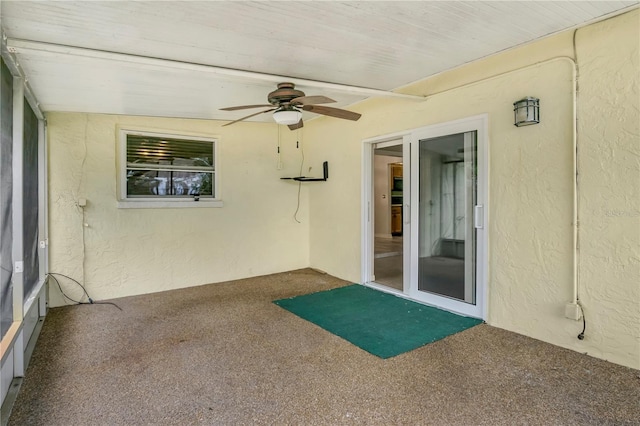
left=513, top=97, right=540, bottom=127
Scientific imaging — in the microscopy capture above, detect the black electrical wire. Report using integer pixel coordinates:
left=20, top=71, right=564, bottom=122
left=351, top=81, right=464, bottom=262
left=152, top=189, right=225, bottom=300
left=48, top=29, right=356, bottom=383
left=293, top=180, right=302, bottom=224
left=293, top=129, right=304, bottom=223
left=577, top=301, right=586, bottom=340
left=48, top=273, right=122, bottom=311
left=49, top=274, right=83, bottom=305
left=49, top=272, right=90, bottom=300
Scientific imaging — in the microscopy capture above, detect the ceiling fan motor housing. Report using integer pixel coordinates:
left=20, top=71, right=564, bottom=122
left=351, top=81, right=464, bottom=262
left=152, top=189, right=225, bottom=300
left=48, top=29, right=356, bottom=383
left=268, top=82, right=305, bottom=105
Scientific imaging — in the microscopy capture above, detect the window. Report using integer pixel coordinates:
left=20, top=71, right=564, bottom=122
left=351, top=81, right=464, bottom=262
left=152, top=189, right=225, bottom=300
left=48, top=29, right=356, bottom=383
left=118, top=129, right=221, bottom=208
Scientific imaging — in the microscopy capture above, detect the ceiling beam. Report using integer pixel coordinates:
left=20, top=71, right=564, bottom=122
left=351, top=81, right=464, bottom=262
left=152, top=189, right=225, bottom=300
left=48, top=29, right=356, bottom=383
left=7, top=38, right=426, bottom=101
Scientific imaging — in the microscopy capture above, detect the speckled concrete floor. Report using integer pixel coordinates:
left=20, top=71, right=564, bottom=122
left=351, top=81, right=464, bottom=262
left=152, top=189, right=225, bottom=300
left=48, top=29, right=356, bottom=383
left=8, top=269, right=640, bottom=425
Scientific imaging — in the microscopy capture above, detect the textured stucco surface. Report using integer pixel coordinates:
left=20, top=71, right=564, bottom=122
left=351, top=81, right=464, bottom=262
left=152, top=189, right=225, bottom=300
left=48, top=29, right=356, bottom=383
left=47, top=113, right=310, bottom=306
left=575, top=11, right=640, bottom=367
left=304, top=10, right=639, bottom=369
left=45, top=11, right=639, bottom=369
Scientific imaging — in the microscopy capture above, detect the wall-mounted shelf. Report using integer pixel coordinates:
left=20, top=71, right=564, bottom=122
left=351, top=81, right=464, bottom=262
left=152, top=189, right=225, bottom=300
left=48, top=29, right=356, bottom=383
left=281, top=161, right=328, bottom=182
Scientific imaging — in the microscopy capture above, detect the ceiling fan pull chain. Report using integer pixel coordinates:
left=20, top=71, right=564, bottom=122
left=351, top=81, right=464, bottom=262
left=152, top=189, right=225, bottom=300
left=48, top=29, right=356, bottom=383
left=277, top=124, right=283, bottom=170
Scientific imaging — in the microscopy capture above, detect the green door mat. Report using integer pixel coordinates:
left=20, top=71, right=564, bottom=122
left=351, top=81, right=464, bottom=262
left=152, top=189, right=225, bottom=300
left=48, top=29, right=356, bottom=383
left=274, top=284, right=482, bottom=359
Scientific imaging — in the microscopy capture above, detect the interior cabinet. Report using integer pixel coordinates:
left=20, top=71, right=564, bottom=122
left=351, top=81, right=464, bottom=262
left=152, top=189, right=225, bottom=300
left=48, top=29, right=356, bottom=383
left=391, top=163, right=403, bottom=178
left=391, top=205, right=402, bottom=235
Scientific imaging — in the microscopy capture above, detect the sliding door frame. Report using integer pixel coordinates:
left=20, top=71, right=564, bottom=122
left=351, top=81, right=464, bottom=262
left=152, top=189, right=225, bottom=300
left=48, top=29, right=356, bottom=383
left=361, top=114, right=489, bottom=320
left=362, top=132, right=412, bottom=297
left=409, top=115, right=488, bottom=319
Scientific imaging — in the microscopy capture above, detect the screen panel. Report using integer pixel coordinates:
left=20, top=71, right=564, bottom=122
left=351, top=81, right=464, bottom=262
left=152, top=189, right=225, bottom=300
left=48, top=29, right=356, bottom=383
left=22, top=99, right=39, bottom=298
left=1, top=58, right=14, bottom=338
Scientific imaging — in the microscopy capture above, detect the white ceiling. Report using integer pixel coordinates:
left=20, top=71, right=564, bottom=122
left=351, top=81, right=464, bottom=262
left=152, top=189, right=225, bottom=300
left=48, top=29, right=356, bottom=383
left=1, top=1, right=637, bottom=124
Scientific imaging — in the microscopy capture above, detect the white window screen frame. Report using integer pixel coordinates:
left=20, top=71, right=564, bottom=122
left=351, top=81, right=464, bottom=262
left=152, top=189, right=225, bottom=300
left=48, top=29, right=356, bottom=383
left=117, top=128, right=222, bottom=209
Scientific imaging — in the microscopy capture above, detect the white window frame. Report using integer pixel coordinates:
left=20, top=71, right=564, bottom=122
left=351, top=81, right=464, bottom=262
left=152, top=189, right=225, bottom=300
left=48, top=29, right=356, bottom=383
left=117, top=128, right=222, bottom=209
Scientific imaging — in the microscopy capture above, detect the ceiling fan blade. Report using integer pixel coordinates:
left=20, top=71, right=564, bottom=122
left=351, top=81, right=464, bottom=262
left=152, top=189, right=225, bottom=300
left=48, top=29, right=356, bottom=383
left=220, top=104, right=273, bottom=111
left=288, top=120, right=304, bottom=131
left=222, top=108, right=275, bottom=127
left=302, top=105, right=361, bottom=121
left=290, top=95, right=336, bottom=106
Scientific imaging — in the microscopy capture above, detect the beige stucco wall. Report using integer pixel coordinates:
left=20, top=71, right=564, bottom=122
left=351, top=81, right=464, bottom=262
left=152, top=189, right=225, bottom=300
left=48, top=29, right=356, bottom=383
left=47, top=113, right=310, bottom=306
left=45, top=11, right=638, bottom=369
left=576, top=12, right=640, bottom=368
left=304, top=10, right=639, bottom=369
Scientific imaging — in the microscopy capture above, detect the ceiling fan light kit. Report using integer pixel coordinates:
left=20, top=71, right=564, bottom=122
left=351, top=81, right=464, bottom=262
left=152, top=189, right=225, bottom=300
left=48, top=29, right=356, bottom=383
left=220, top=82, right=361, bottom=129
left=273, top=108, right=303, bottom=125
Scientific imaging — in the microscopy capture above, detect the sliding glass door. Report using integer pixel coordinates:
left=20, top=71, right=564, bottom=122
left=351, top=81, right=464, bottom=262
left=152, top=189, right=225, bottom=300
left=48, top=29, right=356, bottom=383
left=411, top=131, right=479, bottom=315
left=408, top=117, right=486, bottom=318
left=372, top=140, right=405, bottom=292
left=364, top=116, right=486, bottom=319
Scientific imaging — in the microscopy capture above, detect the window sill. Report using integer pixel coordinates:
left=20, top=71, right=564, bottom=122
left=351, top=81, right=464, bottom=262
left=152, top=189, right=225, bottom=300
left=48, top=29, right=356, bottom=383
left=117, top=199, right=224, bottom=209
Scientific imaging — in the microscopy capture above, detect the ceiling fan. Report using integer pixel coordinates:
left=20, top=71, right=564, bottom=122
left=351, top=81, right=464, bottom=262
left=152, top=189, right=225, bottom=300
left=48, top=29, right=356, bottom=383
left=220, top=82, right=361, bottom=130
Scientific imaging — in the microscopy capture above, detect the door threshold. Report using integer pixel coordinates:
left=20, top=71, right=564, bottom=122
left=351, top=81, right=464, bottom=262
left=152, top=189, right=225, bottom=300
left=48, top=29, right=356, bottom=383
left=363, top=281, right=405, bottom=297
left=374, top=252, right=402, bottom=259
left=364, top=282, right=482, bottom=319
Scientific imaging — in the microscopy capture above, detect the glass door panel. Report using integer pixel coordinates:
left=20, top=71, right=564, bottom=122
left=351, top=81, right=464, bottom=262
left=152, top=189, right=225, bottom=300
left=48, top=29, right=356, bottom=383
left=372, top=142, right=404, bottom=291
left=416, top=132, right=477, bottom=305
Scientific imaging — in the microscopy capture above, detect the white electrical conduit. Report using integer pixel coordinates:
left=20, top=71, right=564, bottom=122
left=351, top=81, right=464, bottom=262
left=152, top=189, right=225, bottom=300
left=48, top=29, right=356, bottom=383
left=6, top=38, right=425, bottom=101
left=424, top=55, right=580, bottom=306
